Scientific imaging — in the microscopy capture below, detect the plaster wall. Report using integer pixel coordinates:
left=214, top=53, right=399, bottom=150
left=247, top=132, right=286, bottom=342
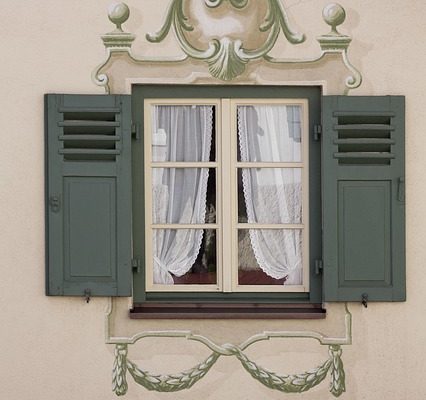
left=1, top=1, right=425, bottom=399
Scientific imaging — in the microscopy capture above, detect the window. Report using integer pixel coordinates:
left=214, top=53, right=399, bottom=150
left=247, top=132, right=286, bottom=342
left=45, top=91, right=405, bottom=311
left=131, top=85, right=322, bottom=306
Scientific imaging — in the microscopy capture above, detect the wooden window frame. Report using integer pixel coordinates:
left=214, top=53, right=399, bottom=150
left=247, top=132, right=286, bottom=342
left=144, top=98, right=310, bottom=293
left=131, top=85, right=323, bottom=310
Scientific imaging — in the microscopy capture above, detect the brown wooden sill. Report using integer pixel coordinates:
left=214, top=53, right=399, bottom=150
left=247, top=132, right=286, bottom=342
left=130, top=303, right=326, bottom=319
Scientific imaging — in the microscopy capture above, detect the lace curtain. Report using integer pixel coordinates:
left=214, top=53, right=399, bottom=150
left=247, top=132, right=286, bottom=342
left=238, top=105, right=303, bottom=285
left=152, top=105, right=213, bottom=284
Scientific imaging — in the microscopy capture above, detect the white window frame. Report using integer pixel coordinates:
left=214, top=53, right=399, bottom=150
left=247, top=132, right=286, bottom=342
left=144, top=98, right=309, bottom=293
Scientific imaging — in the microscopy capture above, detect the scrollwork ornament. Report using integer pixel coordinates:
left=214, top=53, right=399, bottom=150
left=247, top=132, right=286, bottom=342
left=146, top=0, right=305, bottom=80
left=205, top=0, right=249, bottom=9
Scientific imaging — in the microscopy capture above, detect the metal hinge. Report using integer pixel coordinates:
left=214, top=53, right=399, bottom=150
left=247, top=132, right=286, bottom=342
left=314, top=259, right=323, bottom=275
left=314, top=124, right=322, bottom=141
left=132, top=258, right=141, bottom=274
left=131, top=122, right=140, bottom=140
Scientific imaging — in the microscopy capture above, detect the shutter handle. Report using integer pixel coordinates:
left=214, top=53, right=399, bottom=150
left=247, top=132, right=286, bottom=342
left=84, top=289, right=91, bottom=303
left=361, top=293, right=368, bottom=308
left=49, top=195, right=61, bottom=212
left=397, top=177, right=405, bottom=202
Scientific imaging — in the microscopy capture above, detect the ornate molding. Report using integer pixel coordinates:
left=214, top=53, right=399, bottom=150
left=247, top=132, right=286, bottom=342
left=92, top=1, right=362, bottom=91
left=145, top=0, right=305, bottom=81
left=105, top=298, right=352, bottom=397
left=113, top=342, right=346, bottom=396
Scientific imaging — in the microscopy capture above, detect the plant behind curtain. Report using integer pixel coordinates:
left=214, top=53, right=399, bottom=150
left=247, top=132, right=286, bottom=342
left=152, top=105, right=213, bottom=284
left=238, top=105, right=303, bottom=285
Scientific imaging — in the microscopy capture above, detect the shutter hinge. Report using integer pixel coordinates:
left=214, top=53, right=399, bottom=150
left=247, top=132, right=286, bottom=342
left=131, top=122, right=140, bottom=140
left=314, top=259, right=323, bottom=275
left=132, top=258, right=141, bottom=274
left=314, top=124, right=322, bottom=141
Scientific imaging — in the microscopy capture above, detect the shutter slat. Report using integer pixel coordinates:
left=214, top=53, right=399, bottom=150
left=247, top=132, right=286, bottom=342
left=334, top=124, right=394, bottom=130
left=58, top=120, right=120, bottom=127
left=59, top=135, right=121, bottom=141
left=333, top=152, right=395, bottom=159
left=333, top=111, right=395, bottom=117
left=323, top=95, right=405, bottom=302
left=45, top=94, right=132, bottom=297
left=334, top=138, right=395, bottom=145
left=58, top=107, right=120, bottom=113
left=59, top=149, right=121, bottom=155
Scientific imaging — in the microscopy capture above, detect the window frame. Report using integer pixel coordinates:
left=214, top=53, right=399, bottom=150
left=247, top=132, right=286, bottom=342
left=131, top=85, right=322, bottom=306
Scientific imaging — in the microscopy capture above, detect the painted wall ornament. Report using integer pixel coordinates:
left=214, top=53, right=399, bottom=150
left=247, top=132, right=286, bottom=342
left=146, top=0, right=306, bottom=81
left=106, top=299, right=351, bottom=397
left=91, top=2, right=359, bottom=396
left=92, top=1, right=362, bottom=91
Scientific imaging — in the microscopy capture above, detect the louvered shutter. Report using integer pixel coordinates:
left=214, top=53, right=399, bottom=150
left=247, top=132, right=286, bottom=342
left=322, top=96, right=405, bottom=302
left=45, top=94, right=132, bottom=296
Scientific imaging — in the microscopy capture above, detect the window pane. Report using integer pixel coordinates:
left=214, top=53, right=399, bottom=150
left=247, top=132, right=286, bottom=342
left=237, top=105, right=302, bottom=162
left=152, top=229, right=217, bottom=285
left=152, top=105, right=215, bottom=162
left=238, top=168, right=302, bottom=223
left=152, top=168, right=216, bottom=224
left=238, top=229, right=302, bottom=285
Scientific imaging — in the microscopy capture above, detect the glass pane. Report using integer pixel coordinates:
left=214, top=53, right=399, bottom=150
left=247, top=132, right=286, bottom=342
left=238, top=168, right=302, bottom=223
left=152, top=229, right=217, bottom=285
left=152, top=105, right=215, bottom=162
left=152, top=168, right=216, bottom=224
left=238, top=229, right=303, bottom=285
left=237, top=105, right=302, bottom=162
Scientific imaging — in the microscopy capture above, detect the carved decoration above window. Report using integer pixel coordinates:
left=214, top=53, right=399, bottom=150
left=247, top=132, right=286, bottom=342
left=93, top=1, right=362, bottom=92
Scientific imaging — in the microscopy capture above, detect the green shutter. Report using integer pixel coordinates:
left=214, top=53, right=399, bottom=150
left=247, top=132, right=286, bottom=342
left=45, top=94, right=132, bottom=296
left=322, top=96, right=405, bottom=302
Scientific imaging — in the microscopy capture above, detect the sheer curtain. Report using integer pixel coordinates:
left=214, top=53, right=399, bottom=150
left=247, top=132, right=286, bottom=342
left=237, top=105, right=303, bottom=285
left=152, top=105, right=213, bottom=284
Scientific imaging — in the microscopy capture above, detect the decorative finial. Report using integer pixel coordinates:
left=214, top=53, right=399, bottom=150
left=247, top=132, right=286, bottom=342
left=322, top=3, right=346, bottom=35
left=108, top=2, right=130, bottom=32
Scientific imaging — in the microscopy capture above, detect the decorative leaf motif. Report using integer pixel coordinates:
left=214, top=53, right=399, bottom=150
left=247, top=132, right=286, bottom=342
left=115, top=343, right=347, bottom=397
left=112, top=344, right=128, bottom=396
left=329, top=345, right=346, bottom=397
left=207, top=38, right=247, bottom=81
left=126, top=353, right=220, bottom=392
left=232, top=347, right=332, bottom=393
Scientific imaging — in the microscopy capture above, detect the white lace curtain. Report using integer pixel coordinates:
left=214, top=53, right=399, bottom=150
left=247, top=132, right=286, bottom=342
left=152, top=105, right=213, bottom=284
left=238, top=105, right=303, bottom=285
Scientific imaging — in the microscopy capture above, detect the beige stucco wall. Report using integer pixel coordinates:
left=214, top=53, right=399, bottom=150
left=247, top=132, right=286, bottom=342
left=1, top=0, right=426, bottom=399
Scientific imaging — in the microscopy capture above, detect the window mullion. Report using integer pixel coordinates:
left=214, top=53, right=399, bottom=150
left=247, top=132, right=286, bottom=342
left=221, top=99, right=233, bottom=292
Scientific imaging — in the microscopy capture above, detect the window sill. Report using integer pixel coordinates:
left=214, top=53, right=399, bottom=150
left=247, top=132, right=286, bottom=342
left=130, top=303, right=326, bottom=319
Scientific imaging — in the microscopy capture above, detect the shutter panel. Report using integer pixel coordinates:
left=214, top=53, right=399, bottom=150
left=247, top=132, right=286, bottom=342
left=322, top=96, right=405, bottom=302
left=45, top=94, right=132, bottom=296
